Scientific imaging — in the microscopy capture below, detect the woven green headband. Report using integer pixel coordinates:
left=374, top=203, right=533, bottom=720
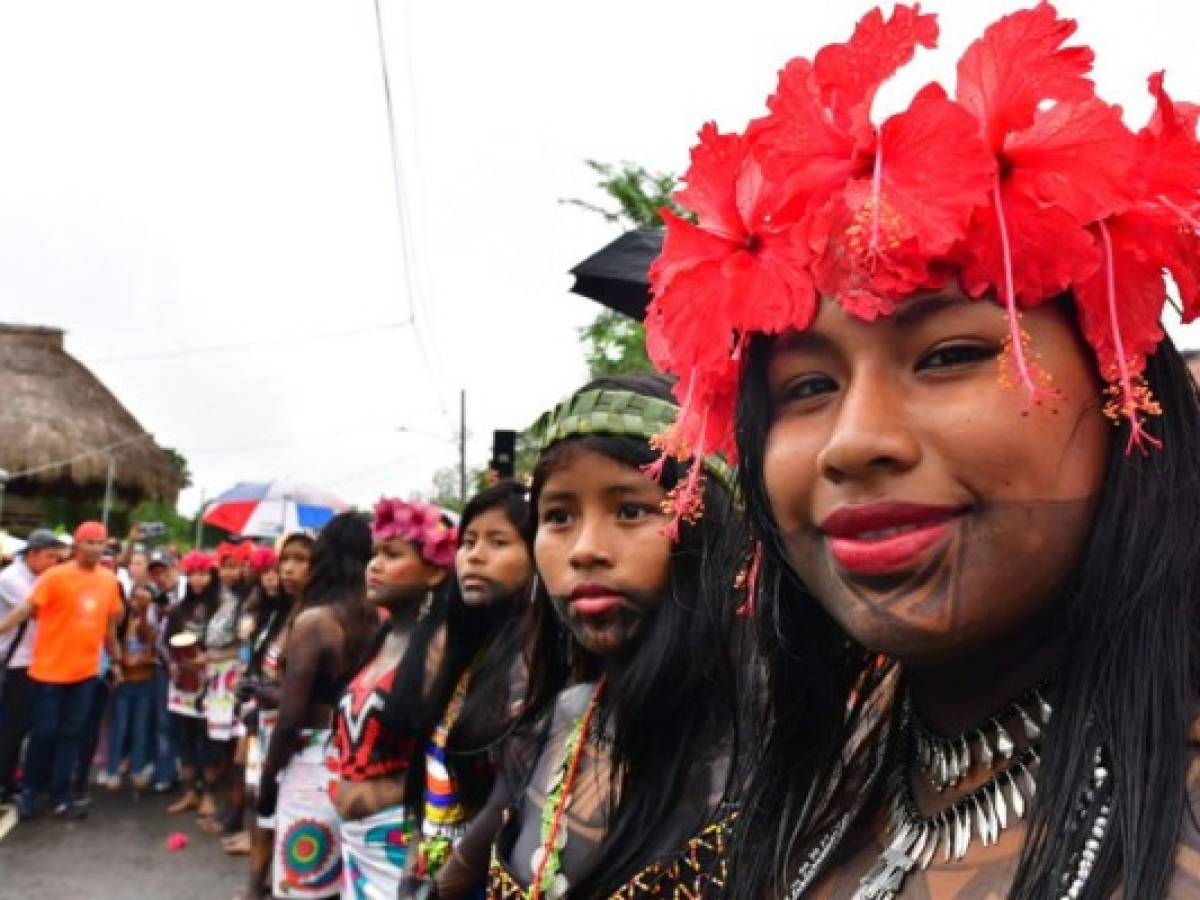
left=529, top=388, right=736, bottom=492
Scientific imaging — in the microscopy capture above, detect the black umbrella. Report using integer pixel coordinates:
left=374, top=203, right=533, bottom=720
left=569, top=228, right=663, bottom=322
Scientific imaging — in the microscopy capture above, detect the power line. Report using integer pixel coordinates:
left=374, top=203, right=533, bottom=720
left=370, top=0, right=451, bottom=423
left=90, top=321, right=409, bottom=364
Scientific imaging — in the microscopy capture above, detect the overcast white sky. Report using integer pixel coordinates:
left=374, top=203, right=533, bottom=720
left=1, top=1, right=1197, bottom=516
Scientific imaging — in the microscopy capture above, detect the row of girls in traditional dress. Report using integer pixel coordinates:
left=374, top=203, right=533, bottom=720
left=247, top=370, right=745, bottom=900
left=161, top=536, right=315, bottom=858
left=249, top=6, right=1200, bottom=898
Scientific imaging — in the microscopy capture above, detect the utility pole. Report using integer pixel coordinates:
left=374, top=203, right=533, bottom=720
left=194, top=488, right=206, bottom=548
left=101, top=456, right=116, bottom=529
left=459, top=389, right=467, bottom=506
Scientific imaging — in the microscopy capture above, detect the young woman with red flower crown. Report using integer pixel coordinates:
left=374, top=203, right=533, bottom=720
left=641, top=5, right=1200, bottom=898
left=454, top=374, right=743, bottom=900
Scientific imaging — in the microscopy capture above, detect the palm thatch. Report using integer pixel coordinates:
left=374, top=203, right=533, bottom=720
left=0, top=324, right=183, bottom=504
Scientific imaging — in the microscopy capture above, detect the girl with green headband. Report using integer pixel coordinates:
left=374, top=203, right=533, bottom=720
left=437, top=373, right=746, bottom=899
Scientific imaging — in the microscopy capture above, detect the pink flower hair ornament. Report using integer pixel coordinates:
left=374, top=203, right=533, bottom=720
left=371, top=497, right=458, bottom=570
left=645, top=2, right=1200, bottom=521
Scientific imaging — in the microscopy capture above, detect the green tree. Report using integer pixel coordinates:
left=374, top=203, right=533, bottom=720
left=566, top=161, right=684, bottom=378
left=426, top=464, right=486, bottom=514
left=161, top=446, right=194, bottom=490
left=129, top=498, right=196, bottom=548
left=561, top=160, right=681, bottom=229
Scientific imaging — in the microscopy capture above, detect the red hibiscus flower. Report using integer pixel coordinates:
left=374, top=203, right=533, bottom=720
left=646, top=123, right=817, bottom=465
left=1074, top=74, right=1200, bottom=452
left=753, top=7, right=990, bottom=314
left=953, top=2, right=1138, bottom=404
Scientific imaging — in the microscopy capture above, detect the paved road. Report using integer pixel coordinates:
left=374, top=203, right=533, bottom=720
left=0, top=790, right=244, bottom=900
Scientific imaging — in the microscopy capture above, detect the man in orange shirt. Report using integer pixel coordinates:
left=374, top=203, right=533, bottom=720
left=0, top=521, right=124, bottom=819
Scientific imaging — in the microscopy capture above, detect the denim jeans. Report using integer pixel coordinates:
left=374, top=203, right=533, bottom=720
left=152, top=667, right=178, bottom=785
left=21, top=677, right=97, bottom=807
left=73, top=677, right=109, bottom=797
left=106, top=679, right=154, bottom=778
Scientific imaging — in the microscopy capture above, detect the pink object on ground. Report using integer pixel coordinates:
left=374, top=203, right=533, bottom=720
left=166, top=832, right=189, bottom=851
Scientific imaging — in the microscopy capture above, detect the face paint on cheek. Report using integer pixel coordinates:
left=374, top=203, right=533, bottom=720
left=784, top=497, right=1099, bottom=663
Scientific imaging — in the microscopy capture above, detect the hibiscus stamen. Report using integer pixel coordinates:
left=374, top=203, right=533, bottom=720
left=993, top=177, right=1055, bottom=405
left=659, top=411, right=709, bottom=541
left=1097, top=220, right=1162, bottom=455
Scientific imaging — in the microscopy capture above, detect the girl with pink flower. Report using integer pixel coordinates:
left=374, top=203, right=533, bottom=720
left=332, top=498, right=461, bottom=897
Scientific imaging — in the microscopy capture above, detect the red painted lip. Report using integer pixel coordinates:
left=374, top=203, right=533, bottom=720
left=820, top=502, right=964, bottom=576
left=569, top=583, right=626, bottom=616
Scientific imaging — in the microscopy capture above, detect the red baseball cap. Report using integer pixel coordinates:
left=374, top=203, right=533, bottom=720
left=74, top=521, right=108, bottom=543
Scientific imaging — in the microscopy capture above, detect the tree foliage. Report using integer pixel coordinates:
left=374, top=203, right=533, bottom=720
left=161, top=445, right=193, bottom=490
left=566, top=161, right=683, bottom=378
left=426, top=463, right=486, bottom=514
left=561, top=160, right=682, bottom=229
left=579, top=311, right=653, bottom=377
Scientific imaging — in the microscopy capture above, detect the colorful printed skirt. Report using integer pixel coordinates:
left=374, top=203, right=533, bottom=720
left=204, top=657, right=241, bottom=741
left=273, top=733, right=342, bottom=899
left=340, top=804, right=415, bottom=900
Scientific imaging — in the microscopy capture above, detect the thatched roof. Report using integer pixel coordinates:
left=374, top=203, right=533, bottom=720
left=0, top=324, right=183, bottom=502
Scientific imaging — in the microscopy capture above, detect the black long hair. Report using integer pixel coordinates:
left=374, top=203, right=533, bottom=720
left=169, top=564, right=222, bottom=638
left=250, top=533, right=315, bottom=674
left=443, top=480, right=533, bottom=811
left=727, top=328, right=1200, bottom=899
left=377, top=490, right=532, bottom=811
left=297, top=512, right=376, bottom=676
left=508, top=372, right=745, bottom=897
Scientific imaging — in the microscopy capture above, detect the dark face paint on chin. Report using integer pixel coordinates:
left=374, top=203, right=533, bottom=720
left=371, top=581, right=428, bottom=614
left=548, top=588, right=662, bottom=658
left=458, top=576, right=522, bottom=607
left=785, top=497, right=1098, bottom=665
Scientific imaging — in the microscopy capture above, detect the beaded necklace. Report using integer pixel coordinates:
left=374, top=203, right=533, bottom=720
left=529, top=677, right=606, bottom=900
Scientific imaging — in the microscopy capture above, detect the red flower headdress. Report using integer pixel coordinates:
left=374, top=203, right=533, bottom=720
left=371, top=497, right=458, bottom=570
left=181, top=550, right=215, bottom=575
left=646, top=2, right=1200, bottom=516
left=249, top=546, right=278, bottom=573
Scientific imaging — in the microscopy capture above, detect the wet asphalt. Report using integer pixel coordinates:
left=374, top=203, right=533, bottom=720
left=0, top=789, right=244, bottom=900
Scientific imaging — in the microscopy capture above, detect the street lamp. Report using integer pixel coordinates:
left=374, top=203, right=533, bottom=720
left=0, top=468, right=9, bottom=529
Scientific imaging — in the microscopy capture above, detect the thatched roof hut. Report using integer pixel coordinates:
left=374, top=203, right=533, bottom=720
left=0, top=324, right=184, bottom=532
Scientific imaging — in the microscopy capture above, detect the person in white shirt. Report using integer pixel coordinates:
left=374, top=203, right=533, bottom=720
left=0, top=529, right=67, bottom=801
